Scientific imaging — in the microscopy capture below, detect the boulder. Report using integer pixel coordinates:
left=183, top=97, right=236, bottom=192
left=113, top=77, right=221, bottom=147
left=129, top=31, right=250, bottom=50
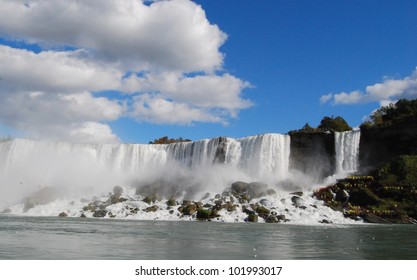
left=166, top=198, right=177, bottom=207
left=349, top=187, right=380, bottom=207
left=93, top=210, right=108, bottom=218
left=246, top=213, right=258, bottom=222
left=58, top=212, right=68, bottom=217
left=145, top=205, right=159, bottom=212
left=113, top=185, right=124, bottom=195
left=291, top=196, right=304, bottom=207
left=231, top=181, right=249, bottom=195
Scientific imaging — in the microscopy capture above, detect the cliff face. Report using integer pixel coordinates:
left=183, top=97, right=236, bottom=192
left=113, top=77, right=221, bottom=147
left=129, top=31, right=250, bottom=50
left=289, top=132, right=335, bottom=181
left=359, top=121, right=417, bottom=172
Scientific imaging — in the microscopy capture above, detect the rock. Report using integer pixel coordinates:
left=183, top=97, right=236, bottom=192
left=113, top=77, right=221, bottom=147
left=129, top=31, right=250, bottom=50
left=2, top=208, right=12, bottom=214
left=231, top=181, right=249, bottom=195
left=319, top=219, right=332, bottom=224
left=23, top=186, right=59, bottom=212
left=109, top=194, right=121, bottom=204
left=265, top=215, right=279, bottom=223
left=363, top=213, right=393, bottom=224
left=83, top=204, right=96, bottom=212
left=183, top=204, right=197, bottom=215
left=255, top=205, right=270, bottom=219
left=291, top=196, right=304, bottom=207
left=246, top=213, right=258, bottom=222
left=166, top=198, right=177, bottom=206
left=266, top=189, right=277, bottom=196
left=23, top=200, right=36, bottom=212
left=290, top=191, right=303, bottom=197
left=142, top=196, right=153, bottom=204
left=196, top=209, right=212, bottom=220
left=113, top=185, right=124, bottom=195
left=58, top=212, right=68, bottom=217
left=248, top=182, right=268, bottom=198
left=169, top=210, right=174, bottom=215
left=145, top=205, right=159, bottom=212
left=182, top=200, right=192, bottom=206
left=222, top=191, right=230, bottom=197
left=335, top=189, right=349, bottom=203
left=222, top=202, right=237, bottom=212
left=349, top=187, right=380, bottom=207
left=194, top=201, right=203, bottom=209
left=80, top=213, right=86, bottom=218
left=92, top=210, right=108, bottom=218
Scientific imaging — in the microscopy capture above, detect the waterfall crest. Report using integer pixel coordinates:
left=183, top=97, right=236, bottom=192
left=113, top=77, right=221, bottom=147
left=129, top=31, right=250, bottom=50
left=334, top=130, right=361, bottom=176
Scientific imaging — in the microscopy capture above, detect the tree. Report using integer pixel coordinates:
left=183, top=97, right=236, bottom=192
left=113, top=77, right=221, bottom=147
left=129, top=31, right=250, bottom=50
left=149, top=136, right=192, bottom=144
left=317, top=116, right=352, bottom=132
left=362, top=98, right=417, bottom=128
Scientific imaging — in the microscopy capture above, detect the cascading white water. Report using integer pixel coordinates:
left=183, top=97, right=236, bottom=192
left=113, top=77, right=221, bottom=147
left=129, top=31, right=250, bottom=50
left=334, top=130, right=361, bottom=176
left=0, top=135, right=358, bottom=224
left=225, top=134, right=290, bottom=180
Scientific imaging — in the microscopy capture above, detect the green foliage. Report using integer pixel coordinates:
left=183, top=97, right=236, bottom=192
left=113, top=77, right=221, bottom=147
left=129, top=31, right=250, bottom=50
left=149, top=136, right=192, bottom=144
left=290, top=116, right=352, bottom=133
left=317, top=116, right=352, bottom=132
left=362, top=98, right=417, bottom=128
left=375, top=155, right=417, bottom=187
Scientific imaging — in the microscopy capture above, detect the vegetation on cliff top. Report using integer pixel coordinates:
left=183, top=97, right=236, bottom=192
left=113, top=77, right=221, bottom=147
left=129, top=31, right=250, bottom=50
left=149, top=136, right=192, bottom=144
left=290, top=115, right=352, bottom=134
left=361, top=98, right=417, bottom=129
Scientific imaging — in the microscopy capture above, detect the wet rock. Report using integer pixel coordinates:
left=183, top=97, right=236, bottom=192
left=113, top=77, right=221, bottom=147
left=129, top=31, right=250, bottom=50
left=319, top=219, right=332, bottom=224
left=291, top=196, right=304, bottom=207
left=196, top=209, right=212, bottom=220
left=93, top=210, right=108, bottom=218
left=142, top=196, right=154, bottom=204
left=231, top=181, right=249, bottom=195
left=2, top=208, right=12, bottom=214
left=335, top=189, right=350, bottom=203
left=290, top=191, right=304, bottom=197
left=255, top=205, right=271, bottom=219
left=108, top=212, right=116, bottom=218
left=183, top=204, right=197, bottom=215
left=58, top=212, right=68, bottom=217
left=166, top=198, right=177, bottom=207
left=182, top=200, right=192, bottom=206
left=109, top=194, right=121, bottom=204
left=80, top=213, right=87, bottom=218
left=113, top=185, right=124, bottom=195
left=145, top=205, right=159, bottom=212
left=246, top=213, right=258, bottom=222
left=23, top=200, right=36, bottom=212
left=23, top=186, right=59, bottom=212
left=169, top=209, right=174, bottom=215
left=266, top=189, right=277, bottom=196
left=248, top=182, right=268, bottom=198
left=349, top=187, right=381, bottom=207
left=194, top=201, right=203, bottom=209
left=222, top=202, right=238, bottom=212
left=222, top=191, right=230, bottom=197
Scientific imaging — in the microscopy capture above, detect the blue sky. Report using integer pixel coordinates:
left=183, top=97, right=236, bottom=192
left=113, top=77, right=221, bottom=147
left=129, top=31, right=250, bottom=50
left=0, top=0, right=416, bottom=144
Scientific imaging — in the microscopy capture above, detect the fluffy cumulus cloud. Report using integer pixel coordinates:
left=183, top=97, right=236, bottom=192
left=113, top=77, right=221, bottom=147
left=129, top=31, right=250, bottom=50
left=321, top=68, right=417, bottom=106
left=0, top=0, right=251, bottom=143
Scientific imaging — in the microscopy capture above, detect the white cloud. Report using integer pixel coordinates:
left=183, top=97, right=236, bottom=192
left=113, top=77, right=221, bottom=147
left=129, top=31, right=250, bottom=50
left=131, top=94, right=223, bottom=124
left=0, top=0, right=252, bottom=143
left=321, top=68, right=417, bottom=105
left=0, top=45, right=122, bottom=93
left=0, top=92, right=124, bottom=143
left=123, top=72, right=252, bottom=115
left=0, top=0, right=226, bottom=72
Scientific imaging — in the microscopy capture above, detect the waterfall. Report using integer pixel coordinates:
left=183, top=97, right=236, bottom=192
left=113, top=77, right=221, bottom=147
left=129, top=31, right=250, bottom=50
left=0, top=134, right=291, bottom=181
left=335, top=130, right=361, bottom=176
left=225, top=134, right=290, bottom=180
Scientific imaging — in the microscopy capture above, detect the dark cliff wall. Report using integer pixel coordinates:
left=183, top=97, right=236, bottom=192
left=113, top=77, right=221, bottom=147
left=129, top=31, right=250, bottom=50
left=359, top=121, right=417, bottom=172
left=289, top=132, right=335, bottom=181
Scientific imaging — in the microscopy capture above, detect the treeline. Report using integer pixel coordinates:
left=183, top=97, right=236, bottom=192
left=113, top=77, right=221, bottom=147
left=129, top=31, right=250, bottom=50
left=149, top=136, right=192, bottom=145
left=290, top=115, right=352, bottom=134
left=361, top=99, right=417, bottom=129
